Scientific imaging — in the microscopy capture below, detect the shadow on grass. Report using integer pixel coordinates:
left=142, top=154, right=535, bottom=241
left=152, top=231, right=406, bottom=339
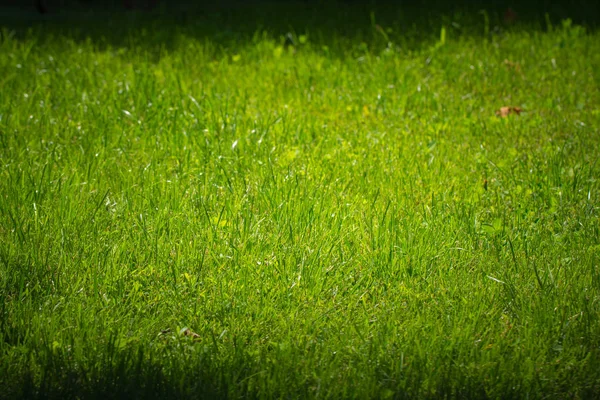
left=0, top=0, right=598, bottom=58
left=3, top=343, right=600, bottom=399
left=2, top=346, right=226, bottom=400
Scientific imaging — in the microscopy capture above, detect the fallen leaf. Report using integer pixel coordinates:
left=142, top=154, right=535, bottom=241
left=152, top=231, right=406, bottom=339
left=495, top=106, right=522, bottom=118
left=179, top=327, right=201, bottom=341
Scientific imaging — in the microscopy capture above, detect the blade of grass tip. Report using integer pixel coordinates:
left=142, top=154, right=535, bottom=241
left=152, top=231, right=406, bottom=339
left=34, top=162, right=48, bottom=202
left=506, top=236, right=519, bottom=272
left=200, top=197, right=217, bottom=236
left=216, top=204, right=226, bottom=230
left=4, top=207, right=26, bottom=243
left=531, top=261, right=545, bottom=292
left=370, top=188, right=380, bottom=210
left=218, top=161, right=234, bottom=194
left=352, top=320, right=366, bottom=343
left=90, top=189, right=110, bottom=223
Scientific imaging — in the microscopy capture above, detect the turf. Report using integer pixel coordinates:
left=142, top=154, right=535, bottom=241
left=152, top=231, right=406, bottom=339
left=1, top=1, right=600, bottom=398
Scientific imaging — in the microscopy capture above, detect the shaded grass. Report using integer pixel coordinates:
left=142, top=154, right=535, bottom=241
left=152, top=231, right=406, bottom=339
left=1, top=1, right=600, bottom=398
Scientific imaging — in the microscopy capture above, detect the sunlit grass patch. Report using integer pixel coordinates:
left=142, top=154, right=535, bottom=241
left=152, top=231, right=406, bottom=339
left=1, top=2, right=599, bottom=398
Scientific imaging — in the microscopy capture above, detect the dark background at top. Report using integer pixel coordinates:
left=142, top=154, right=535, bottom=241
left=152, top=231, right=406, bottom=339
left=0, top=0, right=598, bottom=52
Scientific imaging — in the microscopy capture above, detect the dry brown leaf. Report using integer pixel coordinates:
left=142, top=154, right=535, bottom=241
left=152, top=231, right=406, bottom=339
left=495, top=106, right=523, bottom=118
left=180, top=327, right=201, bottom=341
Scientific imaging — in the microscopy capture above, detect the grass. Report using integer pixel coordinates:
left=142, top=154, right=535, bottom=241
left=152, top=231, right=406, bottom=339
left=1, top=1, right=600, bottom=398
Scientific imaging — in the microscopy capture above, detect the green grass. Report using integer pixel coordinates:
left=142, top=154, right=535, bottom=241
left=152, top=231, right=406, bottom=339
left=1, top=2, right=600, bottom=398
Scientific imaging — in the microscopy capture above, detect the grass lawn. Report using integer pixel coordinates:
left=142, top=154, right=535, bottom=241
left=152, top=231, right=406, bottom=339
left=1, top=1, right=600, bottom=398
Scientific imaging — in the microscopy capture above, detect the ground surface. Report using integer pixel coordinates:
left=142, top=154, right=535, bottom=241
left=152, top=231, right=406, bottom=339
left=1, top=2, right=600, bottom=399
